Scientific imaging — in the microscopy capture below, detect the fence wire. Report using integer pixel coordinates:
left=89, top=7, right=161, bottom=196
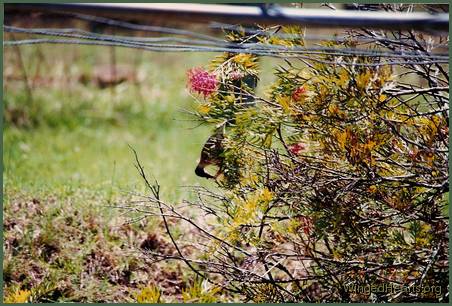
left=208, top=21, right=449, bottom=46
left=3, top=11, right=449, bottom=67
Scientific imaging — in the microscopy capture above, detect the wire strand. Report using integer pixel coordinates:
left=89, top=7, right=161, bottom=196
left=4, top=25, right=448, bottom=61
left=4, top=38, right=448, bottom=67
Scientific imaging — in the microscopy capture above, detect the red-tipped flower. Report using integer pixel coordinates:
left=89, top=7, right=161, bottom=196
left=187, top=67, right=218, bottom=97
left=291, top=86, right=307, bottom=101
left=298, top=216, right=314, bottom=235
left=288, top=142, right=306, bottom=155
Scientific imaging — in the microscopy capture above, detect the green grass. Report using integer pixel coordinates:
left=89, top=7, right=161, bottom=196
left=4, top=112, right=211, bottom=202
left=2, top=46, right=219, bottom=302
left=3, top=40, right=282, bottom=302
left=3, top=49, right=217, bottom=202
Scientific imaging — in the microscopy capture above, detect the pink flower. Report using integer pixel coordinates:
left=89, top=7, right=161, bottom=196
left=288, top=142, right=306, bottom=155
left=187, top=68, right=218, bottom=97
left=291, top=86, right=307, bottom=101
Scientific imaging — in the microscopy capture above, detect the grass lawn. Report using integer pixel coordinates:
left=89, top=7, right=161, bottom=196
left=3, top=42, right=280, bottom=302
left=3, top=45, right=216, bottom=302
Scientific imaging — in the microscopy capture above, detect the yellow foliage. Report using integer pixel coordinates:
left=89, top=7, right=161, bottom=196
left=298, top=69, right=312, bottom=80
left=316, top=83, right=330, bottom=101
left=328, top=103, right=339, bottom=115
left=227, top=188, right=274, bottom=240
left=226, top=229, right=240, bottom=244
left=281, top=25, right=306, bottom=46
left=4, top=289, right=31, bottom=303
left=328, top=103, right=344, bottom=118
left=421, top=223, right=432, bottom=232
left=276, top=96, right=292, bottom=113
left=368, top=185, right=378, bottom=193
left=287, top=218, right=299, bottom=234
left=364, top=139, right=377, bottom=151
left=337, top=68, right=350, bottom=88
left=267, top=36, right=294, bottom=47
left=182, top=280, right=221, bottom=303
left=335, top=129, right=347, bottom=150
left=241, top=172, right=259, bottom=187
left=356, top=70, right=373, bottom=91
left=225, top=94, right=235, bottom=103
left=414, top=223, right=432, bottom=248
left=263, top=132, right=273, bottom=148
left=235, top=108, right=256, bottom=125
left=423, top=151, right=435, bottom=166
left=260, top=188, right=274, bottom=203
left=416, top=115, right=444, bottom=144
left=332, top=250, right=343, bottom=260
left=135, top=285, right=162, bottom=303
left=376, top=65, right=393, bottom=84
left=232, top=53, right=257, bottom=69
left=197, top=103, right=211, bottom=114
left=270, top=222, right=288, bottom=237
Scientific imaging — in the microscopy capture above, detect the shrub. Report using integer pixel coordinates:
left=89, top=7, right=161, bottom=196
left=136, top=4, right=448, bottom=302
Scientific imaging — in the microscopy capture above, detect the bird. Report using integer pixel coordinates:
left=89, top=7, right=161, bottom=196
left=194, top=74, right=259, bottom=180
left=195, top=127, right=225, bottom=179
left=194, top=23, right=260, bottom=180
